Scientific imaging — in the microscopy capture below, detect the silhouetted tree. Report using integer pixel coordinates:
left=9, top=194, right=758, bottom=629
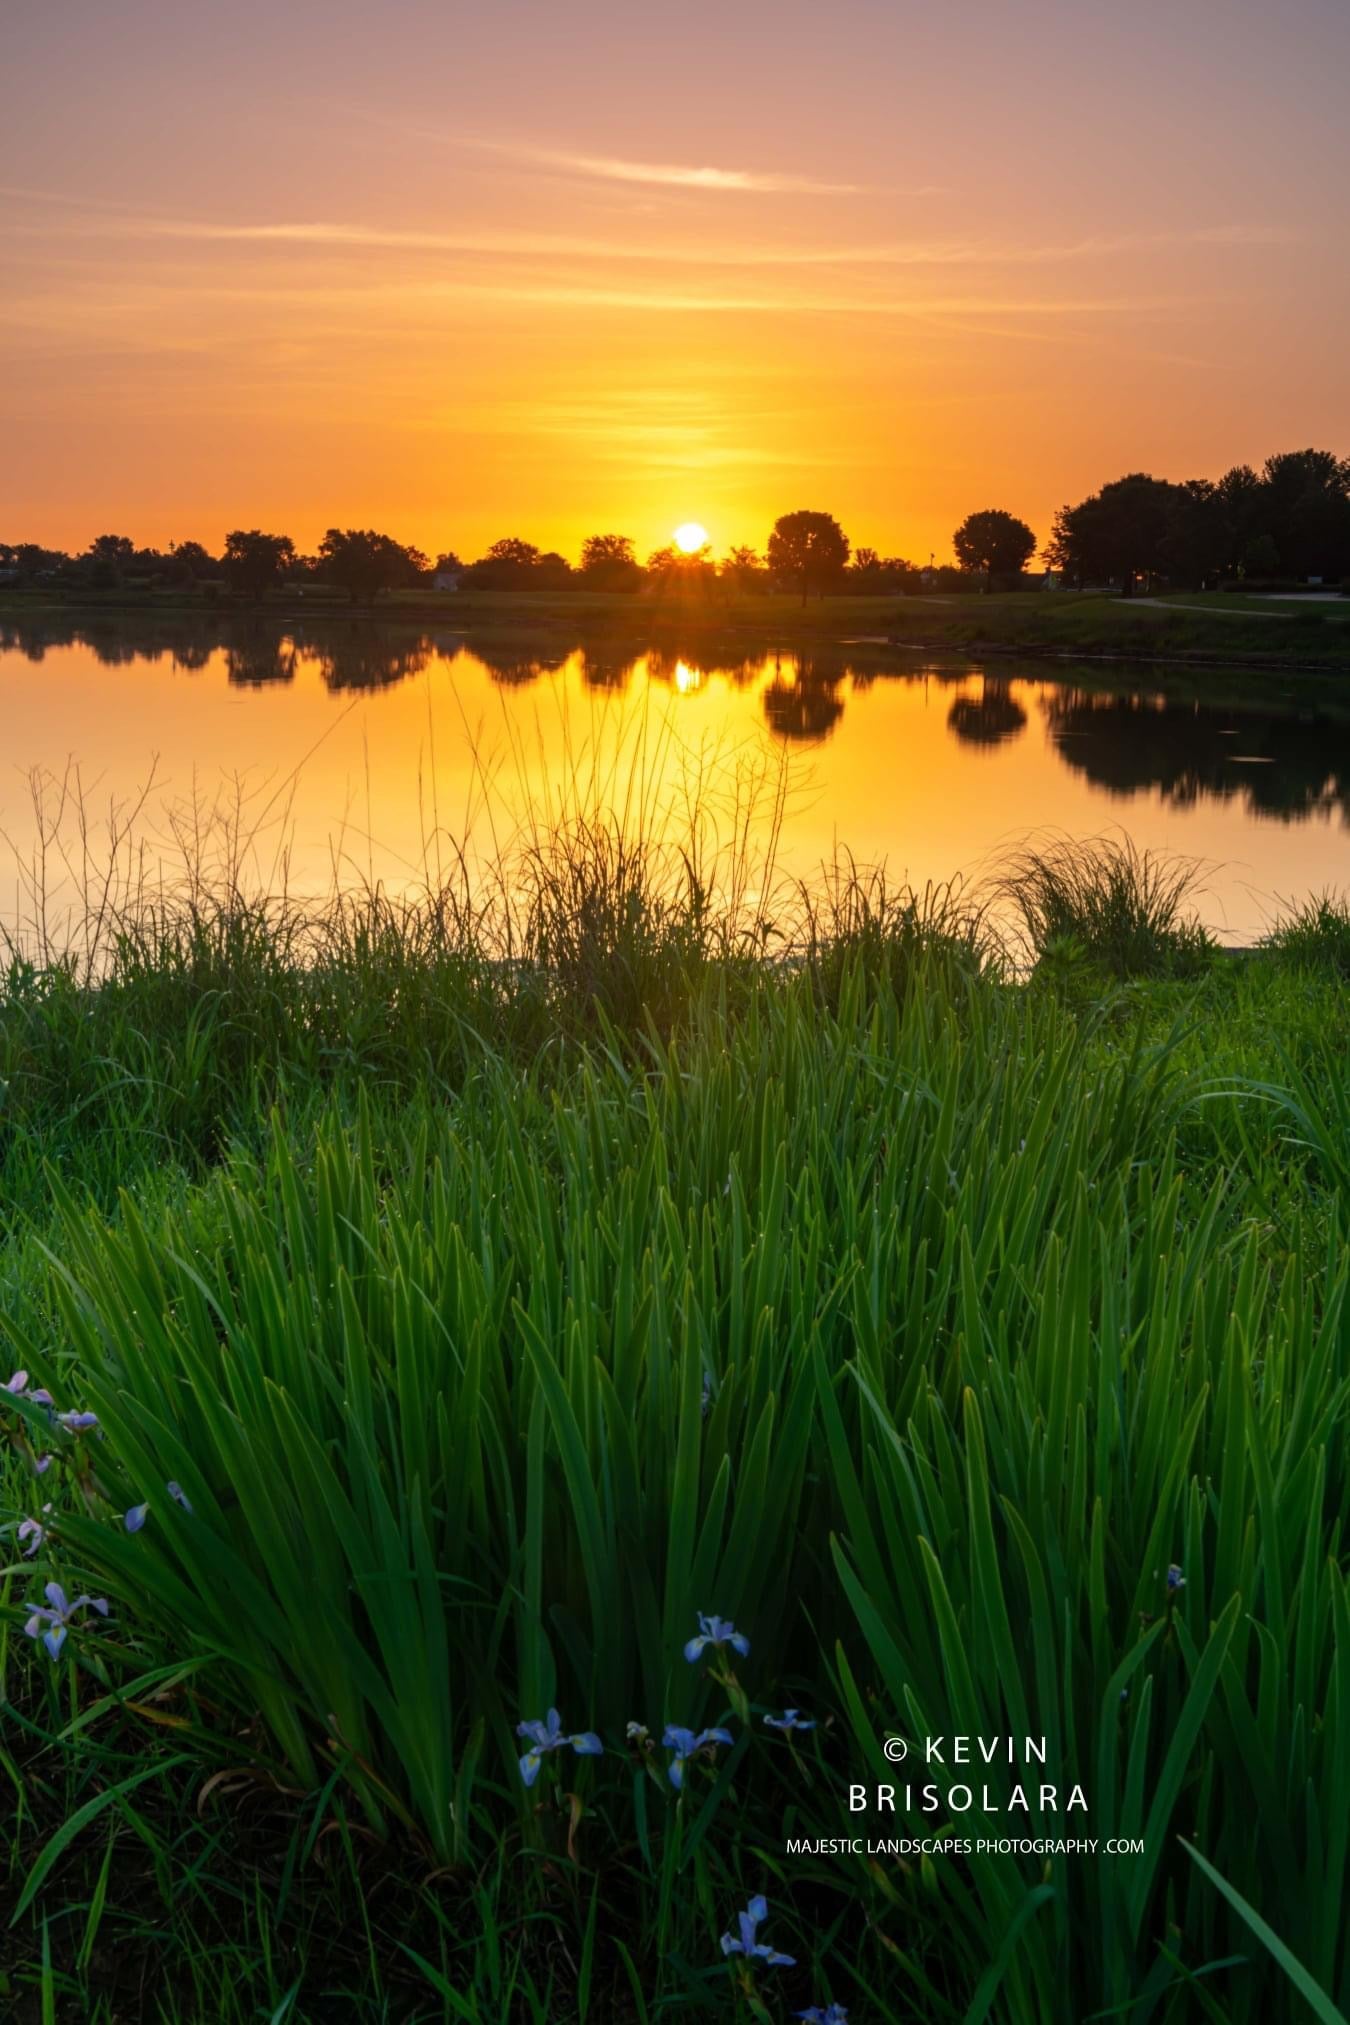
left=766, top=510, right=850, bottom=603
left=86, top=534, right=137, bottom=564
left=579, top=534, right=642, bottom=590
left=79, top=533, right=139, bottom=588
left=318, top=528, right=428, bottom=604
left=486, top=537, right=540, bottom=568
left=1243, top=533, right=1282, bottom=578
left=1258, top=448, right=1350, bottom=580
left=646, top=542, right=716, bottom=594
left=223, top=529, right=296, bottom=599
left=722, top=545, right=766, bottom=591
left=848, top=547, right=885, bottom=591
left=535, top=550, right=574, bottom=589
left=953, top=509, right=1037, bottom=585
left=461, top=538, right=572, bottom=591
left=1157, top=480, right=1230, bottom=588
left=1044, top=475, right=1183, bottom=594
left=168, top=540, right=219, bottom=583
left=1213, top=465, right=1265, bottom=575
left=10, top=544, right=70, bottom=583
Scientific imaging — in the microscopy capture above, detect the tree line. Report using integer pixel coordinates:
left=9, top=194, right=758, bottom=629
left=1045, top=449, right=1350, bottom=594
left=3, top=449, right=1346, bottom=603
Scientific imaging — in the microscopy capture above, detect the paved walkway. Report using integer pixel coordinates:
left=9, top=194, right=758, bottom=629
left=1131, top=598, right=1291, bottom=619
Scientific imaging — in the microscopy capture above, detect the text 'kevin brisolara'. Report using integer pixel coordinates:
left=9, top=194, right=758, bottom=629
left=847, top=1780, right=1088, bottom=1813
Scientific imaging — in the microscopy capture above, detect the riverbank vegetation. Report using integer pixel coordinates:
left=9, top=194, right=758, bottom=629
left=2, top=828, right=1350, bottom=2022
left=4, top=588, right=1350, bottom=678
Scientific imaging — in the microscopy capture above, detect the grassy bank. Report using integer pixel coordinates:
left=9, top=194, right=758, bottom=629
left=5, top=585, right=1350, bottom=674
left=2, top=853, right=1350, bottom=2022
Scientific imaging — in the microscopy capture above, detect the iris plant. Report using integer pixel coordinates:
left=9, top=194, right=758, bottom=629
left=662, top=1723, right=733, bottom=1789
left=24, top=1583, right=110, bottom=1660
left=684, top=1613, right=749, bottom=1663
left=720, top=1894, right=795, bottom=1966
left=516, top=1709, right=603, bottom=1786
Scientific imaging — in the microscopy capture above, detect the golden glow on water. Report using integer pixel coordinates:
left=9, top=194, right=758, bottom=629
left=1, top=627, right=1346, bottom=946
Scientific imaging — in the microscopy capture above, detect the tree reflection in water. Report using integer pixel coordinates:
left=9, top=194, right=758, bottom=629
left=761, top=656, right=846, bottom=742
left=1043, top=689, right=1350, bottom=823
left=4, top=611, right=1349, bottom=825
left=948, top=677, right=1028, bottom=748
left=472, top=642, right=571, bottom=687
left=225, top=629, right=299, bottom=688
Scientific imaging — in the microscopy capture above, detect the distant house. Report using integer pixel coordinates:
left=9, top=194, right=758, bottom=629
left=433, top=568, right=460, bottom=592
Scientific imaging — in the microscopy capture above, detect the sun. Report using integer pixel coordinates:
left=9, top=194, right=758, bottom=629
left=672, top=521, right=710, bottom=554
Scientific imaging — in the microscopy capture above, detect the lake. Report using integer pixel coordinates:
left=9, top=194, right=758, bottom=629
left=3, top=610, right=1347, bottom=948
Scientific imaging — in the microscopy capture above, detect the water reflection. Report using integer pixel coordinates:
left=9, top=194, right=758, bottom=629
left=2, top=611, right=1349, bottom=827
left=1044, top=691, right=1350, bottom=823
left=762, top=657, right=846, bottom=742
left=948, top=677, right=1028, bottom=748
left=0, top=613, right=441, bottom=695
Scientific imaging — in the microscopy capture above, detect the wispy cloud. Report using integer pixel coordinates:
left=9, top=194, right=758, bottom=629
left=456, top=140, right=878, bottom=196
left=1, top=272, right=1220, bottom=328
left=0, top=196, right=1292, bottom=274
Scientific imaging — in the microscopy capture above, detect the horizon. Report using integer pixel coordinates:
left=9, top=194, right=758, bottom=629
left=6, top=439, right=1349, bottom=574
left=5, top=1, right=1350, bottom=560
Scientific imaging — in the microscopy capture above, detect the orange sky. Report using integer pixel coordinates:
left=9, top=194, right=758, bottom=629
left=4, top=0, right=1349, bottom=566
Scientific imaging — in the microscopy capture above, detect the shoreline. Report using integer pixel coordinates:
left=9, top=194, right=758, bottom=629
left=4, top=587, right=1350, bottom=680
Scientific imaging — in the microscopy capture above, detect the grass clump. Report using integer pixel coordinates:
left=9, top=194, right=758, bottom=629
left=1262, top=892, right=1350, bottom=977
left=996, top=832, right=1216, bottom=978
left=799, top=858, right=996, bottom=1012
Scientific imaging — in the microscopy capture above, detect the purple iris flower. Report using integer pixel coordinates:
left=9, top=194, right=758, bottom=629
left=765, top=1710, right=816, bottom=1733
left=166, top=1481, right=193, bottom=1513
left=798, top=2007, right=849, bottom=2024
left=58, top=1411, right=98, bottom=1433
left=684, top=1613, right=750, bottom=1664
left=124, top=1503, right=150, bottom=1533
left=515, top=1708, right=603, bottom=1786
left=16, top=1505, right=53, bottom=1556
left=1167, top=1564, right=1185, bottom=1591
left=23, top=1582, right=110, bottom=1661
left=3, top=1372, right=53, bottom=1411
left=662, top=1723, right=733, bottom=1789
left=720, top=1894, right=795, bottom=1966
left=34, top=1454, right=53, bottom=1475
